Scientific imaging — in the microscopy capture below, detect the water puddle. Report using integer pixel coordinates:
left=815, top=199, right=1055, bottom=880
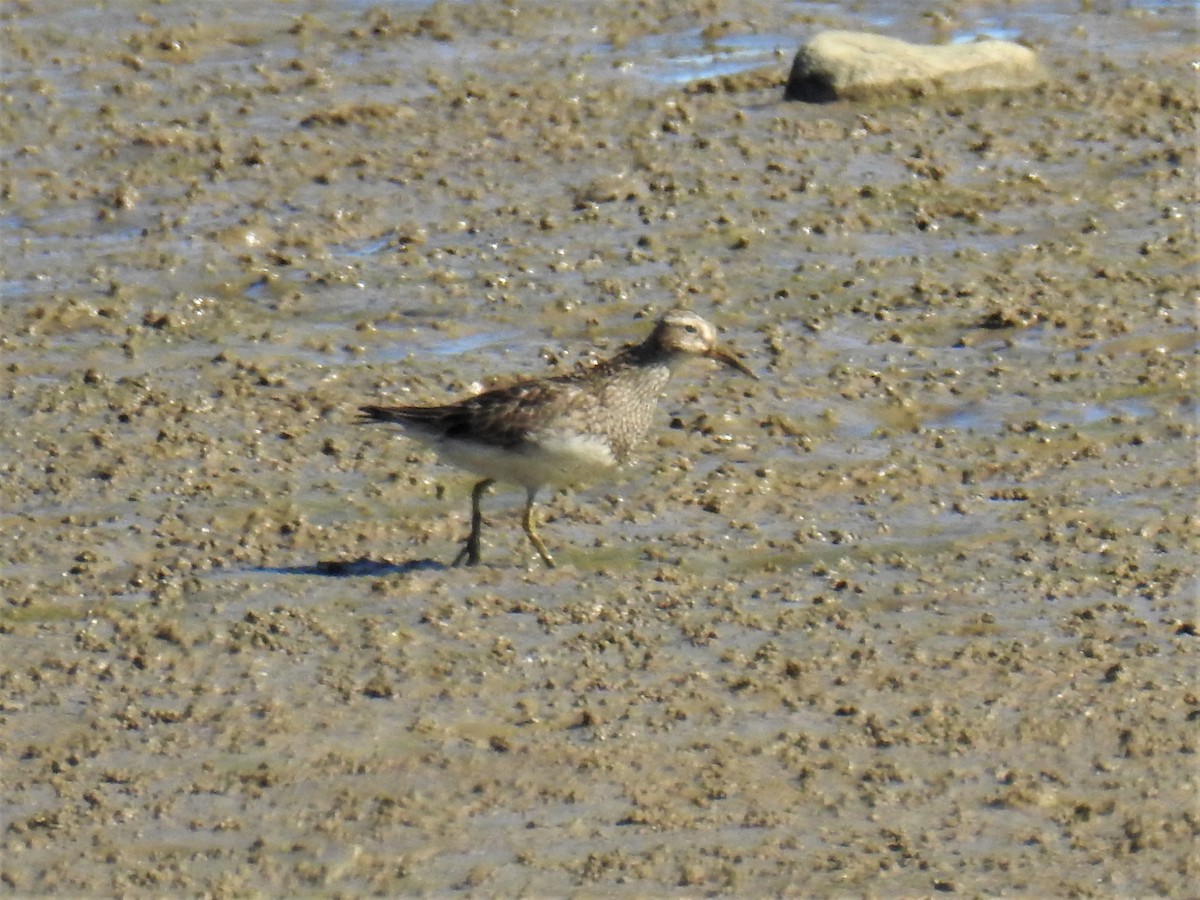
left=950, top=24, right=1023, bottom=44
left=616, top=30, right=792, bottom=84
left=934, top=395, right=1159, bottom=434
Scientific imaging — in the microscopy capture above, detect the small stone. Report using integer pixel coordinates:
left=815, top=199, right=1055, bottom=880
left=785, top=31, right=1045, bottom=102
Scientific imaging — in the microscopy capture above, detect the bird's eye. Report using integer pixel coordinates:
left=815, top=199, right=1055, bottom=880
left=684, top=324, right=698, bottom=334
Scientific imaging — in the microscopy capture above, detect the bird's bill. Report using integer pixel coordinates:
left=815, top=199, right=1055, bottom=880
left=707, top=346, right=758, bottom=379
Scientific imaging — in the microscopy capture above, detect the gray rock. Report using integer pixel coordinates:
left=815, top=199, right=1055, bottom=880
left=785, top=30, right=1046, bottom=102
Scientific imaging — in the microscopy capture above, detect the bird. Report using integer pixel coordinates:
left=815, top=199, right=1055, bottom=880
left=358, top=308, right=756, bottom=568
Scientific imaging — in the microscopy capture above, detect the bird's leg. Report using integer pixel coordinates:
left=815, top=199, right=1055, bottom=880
left=452, top=478, right=494, bottom=567
left=522, top=488, right=556, bottom=569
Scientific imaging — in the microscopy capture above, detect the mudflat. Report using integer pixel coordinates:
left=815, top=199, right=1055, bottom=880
left=1, top=1, right=1195, bottom=895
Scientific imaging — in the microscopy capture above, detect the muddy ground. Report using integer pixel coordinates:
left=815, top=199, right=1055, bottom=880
left=1, top=0, right=1196, bottom=896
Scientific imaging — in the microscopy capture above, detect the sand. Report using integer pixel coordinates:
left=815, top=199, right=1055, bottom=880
left=1, top=0, right=1196, bottom=895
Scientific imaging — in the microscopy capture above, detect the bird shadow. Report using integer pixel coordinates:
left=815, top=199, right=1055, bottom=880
left=253, top=557, right=447, bottom=577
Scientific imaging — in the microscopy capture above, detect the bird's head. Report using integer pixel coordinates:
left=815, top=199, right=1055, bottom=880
left=651, top=309, right=756, bottom=379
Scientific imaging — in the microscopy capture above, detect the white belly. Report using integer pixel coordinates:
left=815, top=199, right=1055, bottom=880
left=436, top=433, right=618, bottom=491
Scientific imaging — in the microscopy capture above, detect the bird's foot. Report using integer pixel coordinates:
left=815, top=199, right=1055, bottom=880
left=451, top=533, right=483, bottom=567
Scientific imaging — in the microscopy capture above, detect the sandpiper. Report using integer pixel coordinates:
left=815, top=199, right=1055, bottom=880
left=358, top=309, right=756, bottom=568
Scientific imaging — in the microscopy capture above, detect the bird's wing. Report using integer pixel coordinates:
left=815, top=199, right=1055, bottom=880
left=360, top=378, right=587, bottom=448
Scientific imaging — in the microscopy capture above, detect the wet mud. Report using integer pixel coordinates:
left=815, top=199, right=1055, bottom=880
left=1, top=0, right=1196, bottom=895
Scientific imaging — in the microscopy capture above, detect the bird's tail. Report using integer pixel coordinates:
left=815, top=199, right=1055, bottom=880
left=358, top=404, right=403, bottom=425
left=358, top=404, right=450, bottom=427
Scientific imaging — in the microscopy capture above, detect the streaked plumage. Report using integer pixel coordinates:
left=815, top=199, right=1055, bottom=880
left=359, top=309, right=755, bottom=567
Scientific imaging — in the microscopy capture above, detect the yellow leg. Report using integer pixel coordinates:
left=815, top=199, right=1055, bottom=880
left=452, top=479, right=494, bottom=567
left=522, top=488, right=555, bottom=569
